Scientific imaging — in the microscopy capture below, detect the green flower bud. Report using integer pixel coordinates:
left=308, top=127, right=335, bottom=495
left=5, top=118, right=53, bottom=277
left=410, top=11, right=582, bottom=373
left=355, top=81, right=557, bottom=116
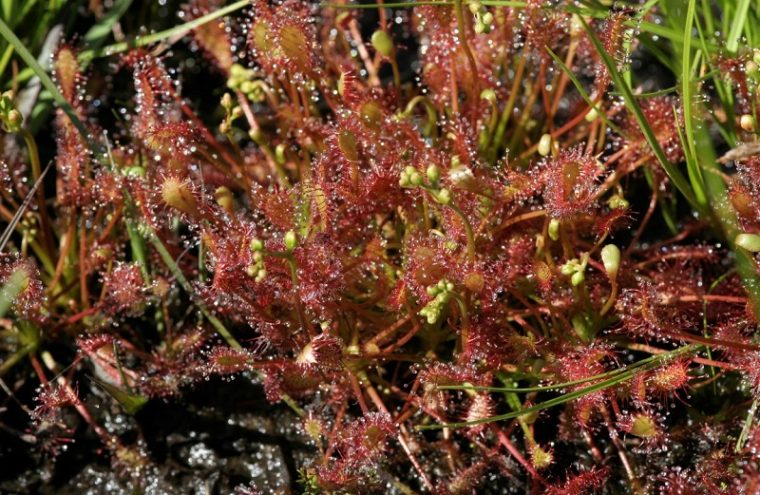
left=434, top=188, right=452, bottom=205
left=740, top=114, right=755, bottom=132
left=746, top=60, right=759, bottom=77
left=481, top=12, right=494, bottom=25
left=221, top=93, right=233, bottom=110
left=469, top=1, right=482, bottom=14
left=537, top=133, right=552, bottom=157
left=608, top=194, right=629, bottom=209
left=480, top=88, right=496, bottom=103
left=6, top=109, right=22, bottom=130
left=406, top=171, right=420, bottom=186
left=560, top=260, right=577, bottom=276
left=571, top=270, right=585, bottom=286
left=426, top=164, right=441, bottom=184
left=275, top=143, right=287, bottom=165
left=736, top=233, right=760, bottom=252
left=601, top=244, right=621, bottom=279
left=548, top=218, right=560, bottom=241
left=240, top=80, right=255, bottom=94
left=585, top=106, right=599, bottom=122
left=371, top=30, right=395, bottom=58
left=250, top=238, right=264, bottom=252
left=284, top=230, right=297, bottom=251
left=230, top=63, right=247, bottom=78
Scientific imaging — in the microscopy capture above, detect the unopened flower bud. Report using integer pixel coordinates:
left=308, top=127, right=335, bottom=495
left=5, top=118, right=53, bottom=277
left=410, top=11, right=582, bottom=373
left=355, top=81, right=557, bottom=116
left=571, top=270, right=585, bottom=286
left=448, top=166, right=476, bottom=189
left=469, top=1, right=482, bottom=14
left=275, top=143, right=287, bottom=164
left=608, top=194, right=629, bottom=209
left=221, top=93, right=233, bottom=109
left=548, top=218, right=560, bottom=241
left=537, top=133, right=552, bottom=157
left=740, top=114, right=755, bottom=132
left=284, top=230, right=297, bottom=251
left=481, top=12, right=494, bottom=26
left=747, top=61, right=759, bottom=77
left=422, top=164, right=437, bottom=184
left=585, top=106, right=599, bottom=122
left=250, top=238, right=264, bottom=252
left=480, top=88, right=496, bottom=103
left=434, top=188, right=452, bottom=205
left=7, top=109, right=22, bottom=129
left=371, top=30, right=395, bottom=58
left=736, top=233, right=760, bottom=252
left=601, top=244, right=621, bottom=279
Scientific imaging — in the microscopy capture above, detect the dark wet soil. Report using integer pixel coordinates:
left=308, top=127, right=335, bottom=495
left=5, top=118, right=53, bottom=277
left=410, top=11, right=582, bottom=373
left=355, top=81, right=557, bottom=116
left=0, top=377, right=311, bottom=494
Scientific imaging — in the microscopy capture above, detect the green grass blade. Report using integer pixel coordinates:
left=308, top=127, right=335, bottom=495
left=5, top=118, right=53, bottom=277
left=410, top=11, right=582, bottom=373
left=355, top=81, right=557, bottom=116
left=419, top=345, right=698, bottom=430
left=148, top=229, right=242, bottom=350
left=438, top=349, right=678, bottom=393
left=83, top=0, right=133, bottom=47
left=78, top=0, right=250, bottom=63
left=579, top=16, right=703, bottom=216
left=680, top=0, right=707, bottom=208
left=726, top=0, right=750, bottom=53
left=546, top=47, right=624, bottom=135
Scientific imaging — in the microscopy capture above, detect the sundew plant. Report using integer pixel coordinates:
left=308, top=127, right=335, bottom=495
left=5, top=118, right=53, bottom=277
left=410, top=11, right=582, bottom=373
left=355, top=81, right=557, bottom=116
left=2, top=0, right=760, bottom=493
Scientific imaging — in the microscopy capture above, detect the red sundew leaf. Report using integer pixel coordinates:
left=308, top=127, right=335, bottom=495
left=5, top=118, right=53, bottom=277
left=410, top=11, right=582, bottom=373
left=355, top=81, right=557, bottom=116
left=206, top=345, right=253, bottom=375
left=0, top=254, right=46, bottom=322
left=53, top=45, right=82, bottom=105
left=542, top=146, right=604, bottom=219
left=545, top=467, right=609, bottom=495
left=102, top=262, right=148, bottom=317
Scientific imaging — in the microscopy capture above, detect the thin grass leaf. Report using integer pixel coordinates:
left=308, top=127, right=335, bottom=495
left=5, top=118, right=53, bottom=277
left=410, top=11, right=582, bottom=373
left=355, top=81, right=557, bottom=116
left=0, top=160, right=52, bottom=254
left=726, top=0, right=750, bottom=53
left=545, top=47, right=624, bottom=136
left=679, top=0, right=708, bottom=209
left=579, top=16, right=704, bottom=216
left=83, top=0, right=134, bottom=47
left=78, top=0, right=250, bottom=63
left=419, top=345, right=699, bottom=430
left=736, top=398, right=759, bottom=453
left=148, top=229, right=242, bottom=350
left=90, top=376, right=148, bottom=415
left=439, top=343, right=696, bottom=393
